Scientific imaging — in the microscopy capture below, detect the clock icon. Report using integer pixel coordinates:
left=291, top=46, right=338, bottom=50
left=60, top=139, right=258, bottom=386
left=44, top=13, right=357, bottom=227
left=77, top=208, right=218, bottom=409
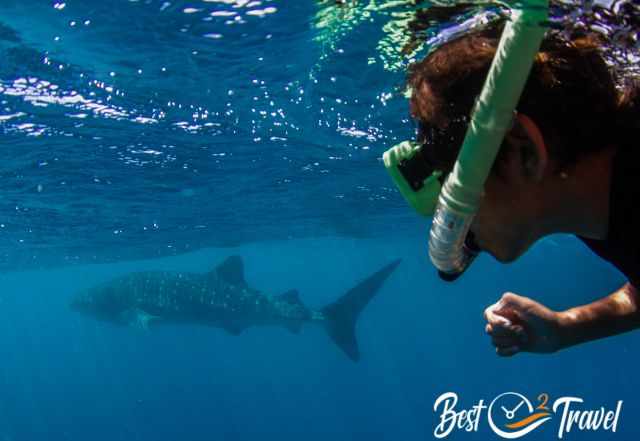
left=488, top=392, right=552, bottom=439
left=501, top=398, right=525, bottom=420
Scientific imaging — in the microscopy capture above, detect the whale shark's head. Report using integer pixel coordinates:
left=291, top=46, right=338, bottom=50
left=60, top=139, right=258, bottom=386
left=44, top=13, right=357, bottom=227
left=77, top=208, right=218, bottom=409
left=69, top=291, right=93, bottom=314
left=69, top=290, right=106, bottom=320
left=70, top=285, right=123, bottom=322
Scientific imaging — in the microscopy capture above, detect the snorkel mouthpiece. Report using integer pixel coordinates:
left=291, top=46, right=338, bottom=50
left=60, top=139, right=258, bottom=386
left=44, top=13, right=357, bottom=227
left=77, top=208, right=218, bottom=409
left=383, top=141, right=479, bottom=281
left=428, top=174, right=482, bottom=281
left=437, top=234, right=480, bottom=282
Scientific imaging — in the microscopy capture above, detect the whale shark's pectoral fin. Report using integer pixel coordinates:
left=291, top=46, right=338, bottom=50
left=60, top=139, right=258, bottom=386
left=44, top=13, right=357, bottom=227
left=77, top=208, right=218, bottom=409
left=214, top=256, right=247, bottom=288
left=120, top=308, right=160, bottom=330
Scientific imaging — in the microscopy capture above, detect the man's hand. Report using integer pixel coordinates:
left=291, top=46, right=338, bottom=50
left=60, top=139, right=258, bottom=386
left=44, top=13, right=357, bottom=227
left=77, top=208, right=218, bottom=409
left=484, top=292, right=563, bottom=357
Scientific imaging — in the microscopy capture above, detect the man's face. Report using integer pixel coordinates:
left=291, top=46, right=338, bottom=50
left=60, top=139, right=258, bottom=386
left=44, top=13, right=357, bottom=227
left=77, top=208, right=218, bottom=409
left=470, top=173, right=542, bottom=263
left=468, top=126, right=551, bottom=263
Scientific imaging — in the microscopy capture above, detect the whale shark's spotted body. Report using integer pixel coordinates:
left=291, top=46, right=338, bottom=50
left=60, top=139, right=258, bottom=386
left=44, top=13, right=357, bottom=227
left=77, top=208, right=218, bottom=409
left=71, top=256, right=400, bottom=361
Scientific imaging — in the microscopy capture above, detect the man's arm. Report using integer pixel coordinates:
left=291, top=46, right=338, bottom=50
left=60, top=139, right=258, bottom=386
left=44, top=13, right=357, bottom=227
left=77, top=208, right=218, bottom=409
left=558, top=283, right=640, bottom=349
left=484, top=283, right=640, bottom=356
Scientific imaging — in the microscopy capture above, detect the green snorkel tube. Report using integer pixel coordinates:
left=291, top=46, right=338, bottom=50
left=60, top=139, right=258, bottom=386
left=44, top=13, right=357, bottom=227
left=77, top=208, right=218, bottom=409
left=384, top=0, right=549, bottom=281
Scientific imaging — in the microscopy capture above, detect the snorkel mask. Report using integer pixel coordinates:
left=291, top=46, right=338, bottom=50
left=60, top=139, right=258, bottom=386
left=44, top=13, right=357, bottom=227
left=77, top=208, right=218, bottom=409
left=383, top=141, right=442, bottom=217
left=383, top=141, right=480, bottom=282
left=383, top=1, right=548, bottom=282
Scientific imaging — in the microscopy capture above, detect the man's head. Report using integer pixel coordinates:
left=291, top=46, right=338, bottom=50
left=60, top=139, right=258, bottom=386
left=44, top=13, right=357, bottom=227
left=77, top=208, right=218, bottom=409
left=407, top=24, right=634, bottom=261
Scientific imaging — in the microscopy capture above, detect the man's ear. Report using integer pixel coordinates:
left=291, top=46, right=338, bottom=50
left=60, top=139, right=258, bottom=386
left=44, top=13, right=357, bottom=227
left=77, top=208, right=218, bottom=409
left=505, top=113, right=549, bottom=182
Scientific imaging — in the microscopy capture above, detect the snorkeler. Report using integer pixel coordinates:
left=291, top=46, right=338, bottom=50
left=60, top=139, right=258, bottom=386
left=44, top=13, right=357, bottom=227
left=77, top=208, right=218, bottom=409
left=401, top=25, right=639, bottom=356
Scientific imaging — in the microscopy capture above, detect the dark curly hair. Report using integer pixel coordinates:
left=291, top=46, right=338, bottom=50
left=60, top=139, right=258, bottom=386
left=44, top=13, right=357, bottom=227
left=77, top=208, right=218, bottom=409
left=407, top=23, right=639, bottom=175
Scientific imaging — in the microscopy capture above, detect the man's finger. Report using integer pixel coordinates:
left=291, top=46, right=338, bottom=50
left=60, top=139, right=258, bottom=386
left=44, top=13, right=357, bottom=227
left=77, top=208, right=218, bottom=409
left=500, top=292, right=526, bottom=307
left=489, top=324, right=528, bottom=346
left=483, top=300, right=504, bottom=321
left=485, top=303, right=512, bottom=327
left=489, top=323, right=524, bottom=337
left=491, top=334, right=520, bottom=348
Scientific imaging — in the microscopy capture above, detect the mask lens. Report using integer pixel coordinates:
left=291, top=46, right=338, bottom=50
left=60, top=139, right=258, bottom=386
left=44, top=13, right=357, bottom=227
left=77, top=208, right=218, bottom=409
left=397, top=149, right=437, bottom=192
left=382, top=141, right=443, bottom=217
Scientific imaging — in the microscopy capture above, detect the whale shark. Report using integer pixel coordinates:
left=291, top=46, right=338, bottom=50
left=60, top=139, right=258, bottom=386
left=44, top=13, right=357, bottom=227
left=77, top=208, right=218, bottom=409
left=70, top=256, right=401, bottom=361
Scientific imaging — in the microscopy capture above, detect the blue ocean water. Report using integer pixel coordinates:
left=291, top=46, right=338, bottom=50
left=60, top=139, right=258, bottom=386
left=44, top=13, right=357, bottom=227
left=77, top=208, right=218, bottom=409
left=0, top=1, right=638, bottom=440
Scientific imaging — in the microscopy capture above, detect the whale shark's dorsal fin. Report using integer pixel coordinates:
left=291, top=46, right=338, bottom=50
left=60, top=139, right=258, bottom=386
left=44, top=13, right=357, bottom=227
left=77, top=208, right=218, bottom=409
left=214, top=256, right=247, bottom=288
left=277, top=290, right=301, bottom=305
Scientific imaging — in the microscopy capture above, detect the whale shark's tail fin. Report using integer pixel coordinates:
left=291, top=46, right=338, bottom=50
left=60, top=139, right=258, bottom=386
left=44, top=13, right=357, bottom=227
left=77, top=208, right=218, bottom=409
left=321, top=259, right=401, bottom=362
